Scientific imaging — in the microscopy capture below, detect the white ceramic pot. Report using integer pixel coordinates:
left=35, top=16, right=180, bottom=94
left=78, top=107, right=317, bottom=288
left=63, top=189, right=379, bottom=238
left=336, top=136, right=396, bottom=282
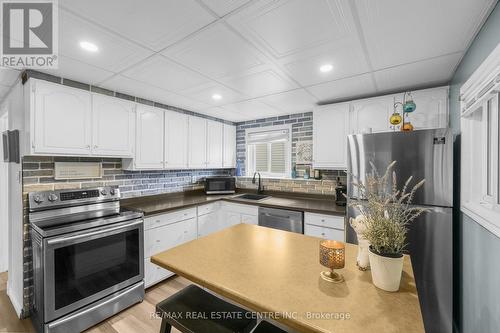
left=368, top=248, right=404, bottom=292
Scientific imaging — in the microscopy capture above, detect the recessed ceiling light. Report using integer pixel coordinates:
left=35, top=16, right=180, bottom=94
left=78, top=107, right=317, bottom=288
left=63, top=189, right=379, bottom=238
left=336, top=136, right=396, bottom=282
left=79, top=41, right=98, bottom=52
left=212, top=94, right=222, bottom=101
left=319, top=64, right=333, bottom=73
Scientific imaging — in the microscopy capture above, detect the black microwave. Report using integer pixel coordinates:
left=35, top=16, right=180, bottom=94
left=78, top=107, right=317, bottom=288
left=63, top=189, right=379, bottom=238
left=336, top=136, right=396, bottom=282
left=204, top=176, right=236, bottom=195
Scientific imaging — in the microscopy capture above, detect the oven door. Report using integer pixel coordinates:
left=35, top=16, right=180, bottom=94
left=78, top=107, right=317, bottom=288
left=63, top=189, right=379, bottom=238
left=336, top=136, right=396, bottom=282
left=43, top=218, right=144, bottom=322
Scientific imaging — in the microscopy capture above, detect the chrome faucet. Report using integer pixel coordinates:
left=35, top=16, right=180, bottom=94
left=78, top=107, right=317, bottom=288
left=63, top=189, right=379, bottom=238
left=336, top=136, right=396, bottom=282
left=252, top=172, right=264, bottom=194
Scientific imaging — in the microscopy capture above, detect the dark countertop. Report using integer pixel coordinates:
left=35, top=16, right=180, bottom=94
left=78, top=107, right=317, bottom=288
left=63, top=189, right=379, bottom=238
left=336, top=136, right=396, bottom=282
left=121, top=190, right=346, bottom=217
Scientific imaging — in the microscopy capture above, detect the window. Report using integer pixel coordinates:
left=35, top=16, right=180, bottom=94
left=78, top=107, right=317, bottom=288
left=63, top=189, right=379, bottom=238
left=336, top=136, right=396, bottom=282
left=460, top=43, right=500, bottom=237
left=246, top=126, right=291, bottom=178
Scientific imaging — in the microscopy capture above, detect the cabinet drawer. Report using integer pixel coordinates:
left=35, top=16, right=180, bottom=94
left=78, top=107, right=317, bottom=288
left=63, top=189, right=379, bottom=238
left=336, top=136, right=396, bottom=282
left=305, top=224, right=344, bottom=241
left=145, top=218, right=196, bottom=258
left=304, top=212, right=344, bottom=229
left=144, top=207, right=196, bottom=230
left=144, top=258, right=173, bottom=288
left=197, top=202, right=220, bottom=216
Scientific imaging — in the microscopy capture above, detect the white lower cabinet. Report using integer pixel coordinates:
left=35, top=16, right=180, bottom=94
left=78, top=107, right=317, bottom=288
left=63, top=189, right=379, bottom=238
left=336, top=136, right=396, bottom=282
left=304, top=212, right=345, bottom=241
left=144, top=209, right=196, bottom=288
left=220, top=202, right=259, bottom=226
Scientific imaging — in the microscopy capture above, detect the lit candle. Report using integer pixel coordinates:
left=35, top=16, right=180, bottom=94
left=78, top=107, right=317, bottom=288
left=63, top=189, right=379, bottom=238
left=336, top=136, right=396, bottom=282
left=319, top=240, right=345, bottom=283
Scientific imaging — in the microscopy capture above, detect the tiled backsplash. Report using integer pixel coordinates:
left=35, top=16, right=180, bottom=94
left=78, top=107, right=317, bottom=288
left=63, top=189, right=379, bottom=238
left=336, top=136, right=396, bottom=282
left=236, top=170, right=346, bottom=196
left=21, top=156, right=232, bottom=315
left=22, top=156, right=232, bottom=197
left=236, top=112, right=313, bottom=176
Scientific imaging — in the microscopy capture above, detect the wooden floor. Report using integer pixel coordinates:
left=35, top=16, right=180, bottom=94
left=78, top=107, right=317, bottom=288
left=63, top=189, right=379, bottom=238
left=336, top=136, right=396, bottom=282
left=0, top=272, right=189, bottom=333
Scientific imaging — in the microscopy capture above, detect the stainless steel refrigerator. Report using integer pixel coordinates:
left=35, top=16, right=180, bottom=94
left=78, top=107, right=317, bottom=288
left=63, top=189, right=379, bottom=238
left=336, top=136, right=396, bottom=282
left=346, top=128, right=453, bottom=333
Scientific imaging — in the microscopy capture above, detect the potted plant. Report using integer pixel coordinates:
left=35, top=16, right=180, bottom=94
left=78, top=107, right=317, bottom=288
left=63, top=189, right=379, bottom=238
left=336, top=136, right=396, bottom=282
left=349, top=161, right=427, bottom=292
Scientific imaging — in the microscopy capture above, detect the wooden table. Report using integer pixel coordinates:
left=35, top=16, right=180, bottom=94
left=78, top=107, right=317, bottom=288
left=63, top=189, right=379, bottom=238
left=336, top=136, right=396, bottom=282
left=151, top=224, right=424, bottom=333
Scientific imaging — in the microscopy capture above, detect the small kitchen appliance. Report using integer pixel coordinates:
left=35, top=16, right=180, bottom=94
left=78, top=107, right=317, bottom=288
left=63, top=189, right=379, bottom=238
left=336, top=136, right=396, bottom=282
left=204, top=176, right=236, bottom=194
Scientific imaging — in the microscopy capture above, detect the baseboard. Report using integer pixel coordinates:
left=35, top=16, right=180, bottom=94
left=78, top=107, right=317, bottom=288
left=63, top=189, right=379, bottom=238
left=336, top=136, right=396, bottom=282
left=6, top=282, right=23, bottom=318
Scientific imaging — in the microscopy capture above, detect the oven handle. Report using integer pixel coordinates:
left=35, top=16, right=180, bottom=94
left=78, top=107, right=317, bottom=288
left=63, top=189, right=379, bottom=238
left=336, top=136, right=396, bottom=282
left=47, top=219, right=143, bottom=246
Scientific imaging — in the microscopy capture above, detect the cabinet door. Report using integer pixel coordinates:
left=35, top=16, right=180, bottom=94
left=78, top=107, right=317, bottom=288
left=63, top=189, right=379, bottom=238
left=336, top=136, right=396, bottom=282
left=197, top=212, right=220, bottom=237
left=32, top=80, right=92, bottom=155
left=165, top=110, right=189, bottom=169
left=91, top=94, right=135, bottom=157
left=207, top=120, right=223, bottom=168
left=241, top=213, right=258, bottom=225
left=223, top=124, right=236, bottom=168
left=224, top=211, right=241, bottom=227
left=188, top=116, right=207, bottom=168
left=350, top=95, right=393, bottom=134
left=145, top=217, right=197, bottom=258
left=313, top=103, right=349, bottom=169
left=407, top=87, right=448, bottom=130
left=135, top=105, right=164, bottom=169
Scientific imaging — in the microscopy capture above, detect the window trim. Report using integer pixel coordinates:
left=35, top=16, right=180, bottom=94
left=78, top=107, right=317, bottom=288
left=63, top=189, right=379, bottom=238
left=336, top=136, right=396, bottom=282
left=460, top=43, right=500, bottom=238
left=245, top=124, right=292, bottom=178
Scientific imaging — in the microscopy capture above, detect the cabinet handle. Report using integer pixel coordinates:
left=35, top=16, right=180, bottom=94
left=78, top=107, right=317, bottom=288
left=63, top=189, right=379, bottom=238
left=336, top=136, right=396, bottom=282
left=156, top=240, right=161, bottom=243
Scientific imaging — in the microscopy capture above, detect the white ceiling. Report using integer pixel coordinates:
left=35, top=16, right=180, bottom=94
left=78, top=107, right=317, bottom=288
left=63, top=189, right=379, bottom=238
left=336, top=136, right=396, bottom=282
left=0, top=0, right=496, bottom=122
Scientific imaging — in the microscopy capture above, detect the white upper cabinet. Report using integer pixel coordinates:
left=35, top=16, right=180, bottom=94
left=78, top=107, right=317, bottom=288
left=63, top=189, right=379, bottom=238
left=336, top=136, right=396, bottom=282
left=165, top=110, right=189, bottom=169
left=350, top=95, right=394, bottom=134
left=188, top=116, right=207, bottom=168
left=30, top=79, right=92, bottom=155
left=405, top=87, right=448, bottom=130
left=207, top=120, right=223, bottom=168
left=134, top=105, right=164, bottom=169
left=223, top=124, right=236, bottom=168
left=313, top=103, right=350, bottom=170
left=91, top=94, right=135, bottom=157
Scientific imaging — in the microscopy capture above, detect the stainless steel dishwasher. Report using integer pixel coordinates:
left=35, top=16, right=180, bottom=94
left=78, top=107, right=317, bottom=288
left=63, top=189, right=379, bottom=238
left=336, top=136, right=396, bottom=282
left=258, top=207, right=304, bottom=234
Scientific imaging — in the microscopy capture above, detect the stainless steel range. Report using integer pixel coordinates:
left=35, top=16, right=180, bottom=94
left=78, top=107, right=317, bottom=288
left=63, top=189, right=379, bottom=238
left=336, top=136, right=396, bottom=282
left=29, top=187, right=145, bottom=333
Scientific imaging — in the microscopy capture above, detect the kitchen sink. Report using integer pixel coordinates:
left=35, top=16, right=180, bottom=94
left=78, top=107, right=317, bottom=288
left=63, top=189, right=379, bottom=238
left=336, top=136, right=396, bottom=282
left=235, top=193, right=271, bottom=201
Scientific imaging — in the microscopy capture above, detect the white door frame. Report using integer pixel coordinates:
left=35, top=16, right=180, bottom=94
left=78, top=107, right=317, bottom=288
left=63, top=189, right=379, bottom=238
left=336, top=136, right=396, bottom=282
left=0, top=112, right=9, bottom=272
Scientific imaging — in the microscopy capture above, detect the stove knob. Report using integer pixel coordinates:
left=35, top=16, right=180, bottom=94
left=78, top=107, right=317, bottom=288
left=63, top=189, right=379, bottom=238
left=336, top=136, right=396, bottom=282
left=33, top=195, right=44, bottom=204
left=110, top=188, right=116, bottom=196
left=101, top=189, right=108, bottom=196
left=48, top=194, right=58, bottom=202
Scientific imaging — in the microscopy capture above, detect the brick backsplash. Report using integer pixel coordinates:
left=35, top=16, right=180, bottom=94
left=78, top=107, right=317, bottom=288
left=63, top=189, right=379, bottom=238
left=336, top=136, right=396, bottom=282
left=236, top=169, right=346, bottom=196
left=20, top=156, right=232, bottom=316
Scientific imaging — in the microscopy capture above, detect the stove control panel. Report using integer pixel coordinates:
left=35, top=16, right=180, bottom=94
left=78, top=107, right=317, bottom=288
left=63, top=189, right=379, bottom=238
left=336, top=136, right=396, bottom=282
left=28, top=187, right=120, bottom=210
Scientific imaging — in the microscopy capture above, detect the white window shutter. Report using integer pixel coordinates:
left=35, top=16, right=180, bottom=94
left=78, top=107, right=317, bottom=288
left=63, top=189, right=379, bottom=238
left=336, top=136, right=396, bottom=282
left=270, top=141, right=286, bottom=174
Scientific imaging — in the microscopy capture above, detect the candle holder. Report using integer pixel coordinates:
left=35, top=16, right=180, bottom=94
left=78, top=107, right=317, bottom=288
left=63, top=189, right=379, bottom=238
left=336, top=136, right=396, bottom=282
left=319, top=240, right=345, bottom=283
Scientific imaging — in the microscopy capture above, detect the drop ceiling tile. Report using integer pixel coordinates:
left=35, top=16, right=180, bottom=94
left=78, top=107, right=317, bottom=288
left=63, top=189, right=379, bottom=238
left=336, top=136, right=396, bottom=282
left=61, top=0, right=215, bottom=51
left=256, top=89, right=317, bottom=113
left=181, top=82, right=247, bottom=106
left=162, top=23, right=267, bottom=79
left=121, top=55, right=209, bottom=93
left=201, top=0, right=251, bottom=17
left=221, top=100, right=283, bottom=119
left=219, top=66, right=298, bottom=98
left=355, top=0, right=496, bottom=69
left=227, top=0, right=359, bottom=59
left=59, top=10, right=153, bottom=72
left=373, top=53, right=463, bottom=93
left=282, top=42, right=371, bottom=86
left=0, top=68, right=20, bottom=86
left=306, top=74, right=377, bottom=103
left=98, top=75, right=210, bottom=111
left=45, top=55, right=115, bottom=84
